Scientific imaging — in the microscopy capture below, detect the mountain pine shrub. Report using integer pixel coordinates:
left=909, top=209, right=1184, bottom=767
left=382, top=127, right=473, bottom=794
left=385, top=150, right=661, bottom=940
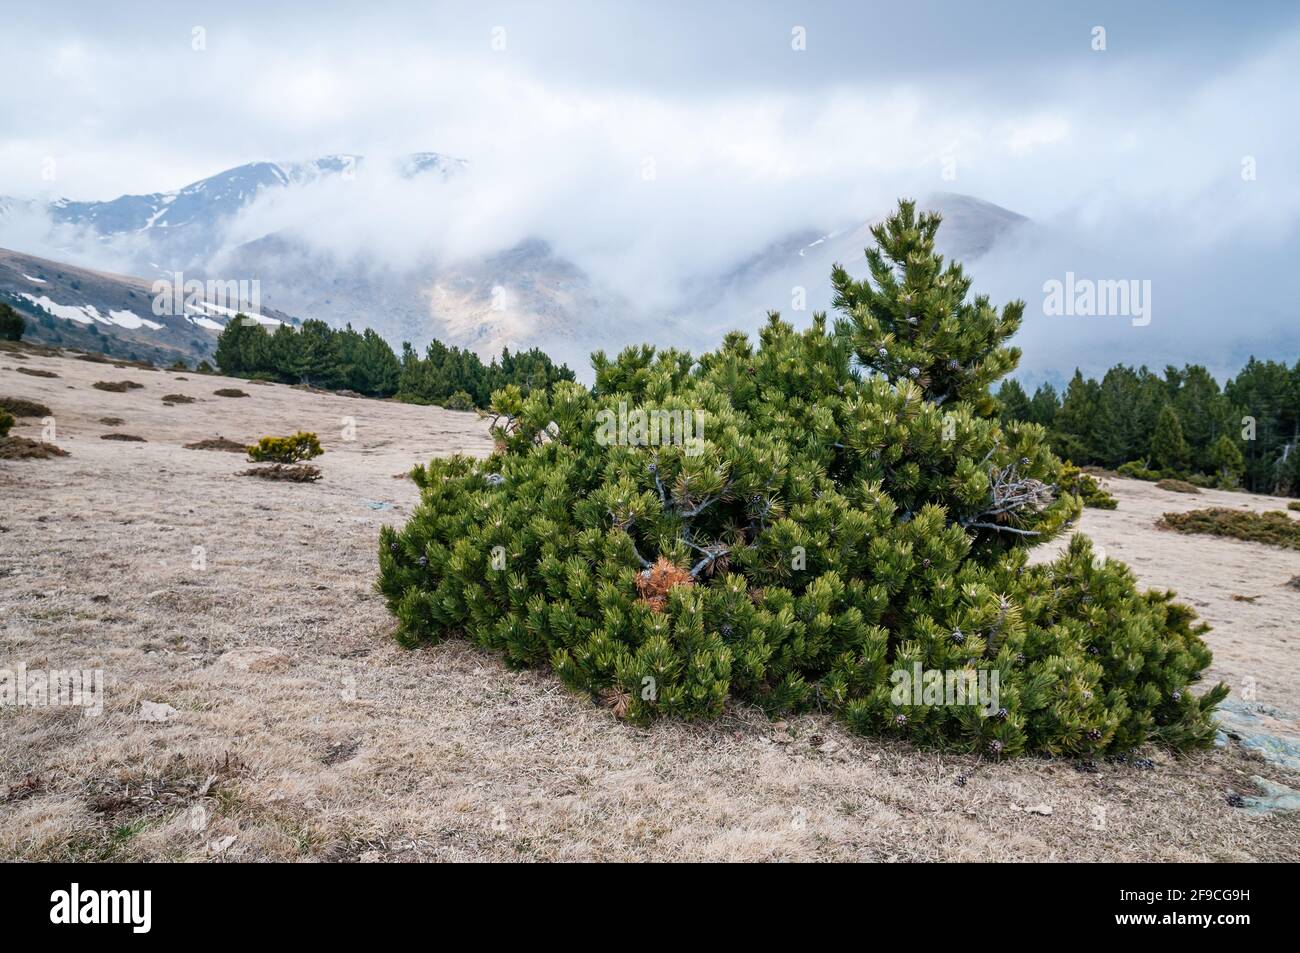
left=247, top=431, right=323, bottom=464
left=378, top=200, right=1227, bottom=757
left=0, top=409, right=13, bottom=438
left=1160, top=508, right=1300, bottom=551
left=1058, top=464, right=1118, bottom=509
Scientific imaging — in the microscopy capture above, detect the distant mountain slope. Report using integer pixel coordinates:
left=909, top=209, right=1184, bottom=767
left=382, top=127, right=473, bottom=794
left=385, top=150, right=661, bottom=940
left=0, top=248, right=298, bottom=365
left=1, top=154, right=1028, bottom=371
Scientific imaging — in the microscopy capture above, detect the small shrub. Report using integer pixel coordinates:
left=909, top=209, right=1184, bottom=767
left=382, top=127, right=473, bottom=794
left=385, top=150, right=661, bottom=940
left=1117, top=460, right=1161, bottom=481
left=247, top=431, right=323, bottom=464
left=93, top=380, right=144, bottom=393
left=1059, top=464, right=1118, bottom=509
left=196, top=361, right=215, bottom=374
left=1288, top=501, right=1300, bottom=513
left=161, top=394, right=194, bottom=404
left=441, top=390, right=476, bottom=412
left=213, top=388, right=249, bottom=398
left=1156, top=478, right=1201, bottom=495
left=0, top=409, right=12, bottom=438
left=0, top=396, right=51, bottom=418
left=100, top=433, right=146, bottom=442
left=0, top=436, right=68, bottom=460
left=1186, top=474, right=1217, bottom=488
left=241, top=464, right=322, bottom=482
left=185, top=436, right=247, bottom=453
left=1160, top=508, right=1300, bottom=550
left=15, top=367, right=57, bottom=379
left=99, top=416, right=125, bottom=426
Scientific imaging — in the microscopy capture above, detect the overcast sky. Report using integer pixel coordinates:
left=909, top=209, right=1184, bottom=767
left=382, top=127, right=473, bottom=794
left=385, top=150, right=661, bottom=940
left=2, top=1, right=1297, bottom=378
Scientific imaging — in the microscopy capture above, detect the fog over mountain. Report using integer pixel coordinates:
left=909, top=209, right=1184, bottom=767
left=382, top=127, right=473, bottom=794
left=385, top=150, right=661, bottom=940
left=2, top=1, right=1297, bottom=381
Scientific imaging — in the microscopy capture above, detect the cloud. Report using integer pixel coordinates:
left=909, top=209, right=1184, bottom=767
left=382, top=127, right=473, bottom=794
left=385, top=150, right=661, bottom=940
left=1, top=2, right=1297, bottom=377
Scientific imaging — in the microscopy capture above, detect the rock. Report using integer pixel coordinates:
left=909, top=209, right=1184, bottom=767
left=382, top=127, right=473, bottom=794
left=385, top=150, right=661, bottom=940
left=1011, top=802, right=1054, bottom=816
left=138, top=700, right=178, bottom=723
left=218, top=646, right=291, bottom=673
left=1214, top=699, right=1300, bottom=773
left=208, top=834, right=237, bottom=855
left=1239, top=777, right=1300, bottom=816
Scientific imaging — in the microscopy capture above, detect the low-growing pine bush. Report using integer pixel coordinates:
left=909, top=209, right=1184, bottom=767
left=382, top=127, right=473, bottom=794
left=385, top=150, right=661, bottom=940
left=0, top=409, right=13, bottom=439
left=1161, top=508, right=1300, bottom=550
left=378, top=200, right=1227, bottom=757
left=247, top=431, right=323, bottom=464
left=1117, top=460, right=1162, bottom=482
left=1059, top=464, right=1118, bottom=509
left=442, top=390, right=476, bottom=412
left=1156, top=478, right=1201, bottom=495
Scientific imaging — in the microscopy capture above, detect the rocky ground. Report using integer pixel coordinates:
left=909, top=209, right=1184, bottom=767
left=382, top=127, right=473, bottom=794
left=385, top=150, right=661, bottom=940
left=2, top=346, right=1298, bottom=861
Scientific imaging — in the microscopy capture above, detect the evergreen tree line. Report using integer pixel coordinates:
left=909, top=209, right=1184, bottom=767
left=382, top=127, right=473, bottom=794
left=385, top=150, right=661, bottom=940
left=996, top=358, right=1300, bottom=496
left=213, top=317, right=573, bottom=408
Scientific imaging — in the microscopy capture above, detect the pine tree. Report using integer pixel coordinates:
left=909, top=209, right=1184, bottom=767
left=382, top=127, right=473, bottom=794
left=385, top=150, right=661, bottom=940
left=0, top=303, right=25, bottom=342
left=355, top=328, right=401, bottom=396
left=1028, top=383, right=1059, bottom=429
left=1053, top=371, right=1099, bottom=463
left=996, top=379, right=1032, bottom=423
left=293, top=320, right=337, bottom=386
left=1208, top=434, right=1245, bottom=488
left=1151, top=404, right=1191, bottom=474
left=378, top=199, right=1226, bottom=756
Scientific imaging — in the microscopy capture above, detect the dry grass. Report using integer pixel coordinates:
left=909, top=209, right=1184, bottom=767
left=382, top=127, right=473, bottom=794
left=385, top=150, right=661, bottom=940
left=1, top=351, right=1298, bottom=863
left=0, top=396, right=52, bottom=418
left=184, top=436, right=248, bottom=453
left=1160, top=508, right=1300, bottom=551
left=15, top=367, right=58, bottom=379
left=241, top=463, right=323, bottom=482
left=92, top=380, right=144, bottom=393
left=161, top=394, right=195, bottom=404
left=213, top=388, right=250, bottom=398
left=1157, top=478, right=1202, bottom=494
left=0, top=435, right=69, bottom=459
left=98, top=416, right=125, bottom=426
left=100, top=433, right=147, bottom=442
